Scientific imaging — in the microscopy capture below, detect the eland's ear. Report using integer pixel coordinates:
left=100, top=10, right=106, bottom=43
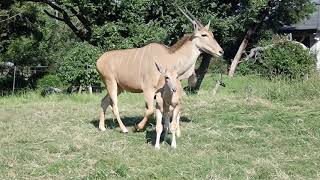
left=155, top=62, right=165, bottom=75
left=205, top=20, right=211, bottom=30
left=193, top=25, right=201, bottom=37
left=193, top=22, right=201, bottom=32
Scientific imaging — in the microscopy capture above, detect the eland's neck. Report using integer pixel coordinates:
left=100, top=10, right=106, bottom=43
left=172, top=41, right=201, bottom=76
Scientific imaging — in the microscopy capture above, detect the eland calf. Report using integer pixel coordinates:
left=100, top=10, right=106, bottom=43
left=154, top=63, right=182, bottom=149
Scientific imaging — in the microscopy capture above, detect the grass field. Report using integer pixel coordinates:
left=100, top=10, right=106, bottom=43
left=1, top=75, right=320, bottom=179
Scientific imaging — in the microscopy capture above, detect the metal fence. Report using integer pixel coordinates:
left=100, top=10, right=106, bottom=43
left=0, top=64, right=49, bottom=95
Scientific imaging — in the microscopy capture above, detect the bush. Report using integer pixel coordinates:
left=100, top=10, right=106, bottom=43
left=237, top=60, right=264, bottom=76
left=238, top=37, right=316, bottom=79
left=57, top=42, right=102, bottom=87
left=0, top=36, right=50, bottom=66
left=263, top=41, right=315, bottom=79
left=37, top=74, right=63, bottom=89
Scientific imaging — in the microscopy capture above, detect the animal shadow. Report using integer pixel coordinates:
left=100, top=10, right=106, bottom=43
left=90, top=116, right=145, bottom=130
left=180, top=116, right=191, bottom=122
left=145, top=128, right=171, bottom=146
left=145, top=115, right=191, bottom=145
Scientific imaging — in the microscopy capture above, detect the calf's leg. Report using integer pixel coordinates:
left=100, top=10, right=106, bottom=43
left=170, top=106, right=180, bottom=149
left=176, top=111, right=181, bottom=138
left=155, top=109, right=163, bottom=149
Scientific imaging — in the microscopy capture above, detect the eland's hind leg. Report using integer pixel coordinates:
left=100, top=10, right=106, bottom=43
left=99, top=95, right=111, bottom=131
left=106, top=80, right=128, bottom=133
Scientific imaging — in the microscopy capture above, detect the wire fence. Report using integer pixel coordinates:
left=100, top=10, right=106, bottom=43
left=0, top=64, right=105, bottom=96
left=0, top=64, right=49, bottom=95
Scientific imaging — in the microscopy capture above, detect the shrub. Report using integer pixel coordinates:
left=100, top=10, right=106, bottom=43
left=57, top=42, right=102, bottom=87
left=37, top=74, right=63, bottom=89
left=262, top=41, right=315, bottom=79
left=237, top=60, right=264, bottom=76
left=1, top=37, right=49, bottom=66
left=238, top=37, right=316, bottom=79
left=208, top=57, right=229, bottom=74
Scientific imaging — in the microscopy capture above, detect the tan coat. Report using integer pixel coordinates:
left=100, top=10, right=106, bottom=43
left=97, top=22, right=223, bottom=133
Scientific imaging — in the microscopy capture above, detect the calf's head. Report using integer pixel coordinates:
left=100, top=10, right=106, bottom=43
left=155, top=63, right=179, bottom=93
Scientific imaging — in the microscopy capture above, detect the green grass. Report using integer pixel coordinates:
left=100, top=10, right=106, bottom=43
left=1, top=75, right=320, bottom=179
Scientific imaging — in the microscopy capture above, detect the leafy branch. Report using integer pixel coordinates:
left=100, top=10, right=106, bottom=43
left=25, top=0, right=92, bottom=42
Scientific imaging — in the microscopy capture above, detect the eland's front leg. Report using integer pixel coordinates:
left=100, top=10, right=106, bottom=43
left=136, top=91, right=155, bottom=131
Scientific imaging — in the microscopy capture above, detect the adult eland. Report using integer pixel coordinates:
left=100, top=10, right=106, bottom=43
left=96, top=7, right=223, bottom=133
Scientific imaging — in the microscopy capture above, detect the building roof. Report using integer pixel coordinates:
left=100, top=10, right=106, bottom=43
left=281, top=0, right=320, bottom=32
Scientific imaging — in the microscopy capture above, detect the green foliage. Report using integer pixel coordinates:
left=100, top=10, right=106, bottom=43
left=238, top=36, right=316, bottom=79
left=262, top=41, right=315, bottom=79
left=237, top=60, right=263, bottom=75
left=93, top=21, right=167, bottom=50
left=9, top=0, right=314, bottom=58
left=1, top=36, right=47, bottom=66
left=1, top=0, right=317, bottom=91
left=57, top=42, right=102, bottom=87
left=37, top=74, right=63, bottom=89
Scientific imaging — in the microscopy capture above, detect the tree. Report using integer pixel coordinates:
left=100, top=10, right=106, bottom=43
left=1, top=0, right=316, bottom=93
left=228, top=0, right=315, bottom=77
left=57, top=42, right=102, bottom=93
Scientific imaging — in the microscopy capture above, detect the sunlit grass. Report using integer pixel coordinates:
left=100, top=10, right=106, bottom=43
left=1, top=75, right=320, bottom=179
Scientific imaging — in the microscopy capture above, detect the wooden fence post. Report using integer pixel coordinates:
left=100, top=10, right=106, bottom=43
left=12, top=66, right=16, bottom=95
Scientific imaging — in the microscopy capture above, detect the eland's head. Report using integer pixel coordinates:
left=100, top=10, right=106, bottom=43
left=178, top=7, right=224, bottom=57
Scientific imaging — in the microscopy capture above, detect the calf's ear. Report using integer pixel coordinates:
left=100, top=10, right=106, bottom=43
left=155, top=62, right=166, bottom=75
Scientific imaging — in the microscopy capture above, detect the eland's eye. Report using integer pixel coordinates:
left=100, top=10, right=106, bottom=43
left=201, top=34, right=208, bottom=37
left=165, top=76, right=169, bottom=80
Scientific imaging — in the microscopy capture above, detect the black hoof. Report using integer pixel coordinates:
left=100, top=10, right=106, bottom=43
left=133, top=125, right=145, bottom=132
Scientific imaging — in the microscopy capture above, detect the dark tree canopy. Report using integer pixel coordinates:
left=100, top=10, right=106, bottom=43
left=1, top=0, right=315, bottom=57
left=0, top=0, right=316, bottom=91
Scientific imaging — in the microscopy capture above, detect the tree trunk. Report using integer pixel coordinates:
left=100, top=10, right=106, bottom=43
left=78, top=85, right=82, bottom=94
left=228, top=26, right=257, bottom=77
left=88, top=85, right=93, bottom=94
left=184, top=53, right=212, bottom=93
left=227, top=0, right=275, bottom=77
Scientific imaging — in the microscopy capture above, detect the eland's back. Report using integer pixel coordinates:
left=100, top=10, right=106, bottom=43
left=97, top=43, right=170, bottom=93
